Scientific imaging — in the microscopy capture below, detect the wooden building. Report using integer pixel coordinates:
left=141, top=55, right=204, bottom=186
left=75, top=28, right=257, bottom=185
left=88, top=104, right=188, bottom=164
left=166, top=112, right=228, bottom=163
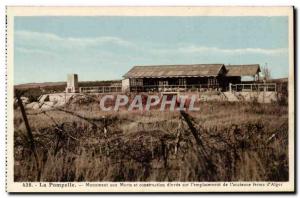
left=122, top=64, right=261, bottom=92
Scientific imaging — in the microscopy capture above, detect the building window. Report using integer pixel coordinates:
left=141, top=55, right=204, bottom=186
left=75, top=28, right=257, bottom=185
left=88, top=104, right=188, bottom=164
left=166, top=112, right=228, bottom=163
left=130, top=78, right=143, bottom=86
left=159, top=80, right=168, bottom=86
left=208, top=78, right=218, bottom=85
left=178, top=78, right=186, bottom=85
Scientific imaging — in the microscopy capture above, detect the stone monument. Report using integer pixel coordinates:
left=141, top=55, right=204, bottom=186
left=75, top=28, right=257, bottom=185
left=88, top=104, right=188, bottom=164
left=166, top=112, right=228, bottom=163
left=65, top=74, right=79, bottom=93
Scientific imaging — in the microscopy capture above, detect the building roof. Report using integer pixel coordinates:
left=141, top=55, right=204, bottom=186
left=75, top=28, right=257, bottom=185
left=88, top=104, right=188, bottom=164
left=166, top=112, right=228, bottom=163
left=123, top=64, right=225, bottom=78
left=225, top=64, right=261, bottom=77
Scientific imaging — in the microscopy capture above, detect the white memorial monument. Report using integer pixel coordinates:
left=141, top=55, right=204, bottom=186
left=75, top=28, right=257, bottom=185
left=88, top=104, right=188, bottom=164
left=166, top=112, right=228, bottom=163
left=65, top=74, right=79, bottom=93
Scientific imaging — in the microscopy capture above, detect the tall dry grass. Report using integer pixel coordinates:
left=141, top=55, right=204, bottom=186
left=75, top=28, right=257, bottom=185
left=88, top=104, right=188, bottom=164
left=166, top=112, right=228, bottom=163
left=14, top=99, right=289, bottom=182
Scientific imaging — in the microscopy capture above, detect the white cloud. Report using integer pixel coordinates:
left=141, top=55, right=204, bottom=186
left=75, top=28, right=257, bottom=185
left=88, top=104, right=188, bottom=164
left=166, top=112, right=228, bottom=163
left=15, top=30, right=135, bottom=48
left=147, top=45, right=287, bottom=57
left=176, top=46, right=288, bottom=56
left=15, top=47, right=55, bottom=56
left=15, top=30, right=287, bottom=60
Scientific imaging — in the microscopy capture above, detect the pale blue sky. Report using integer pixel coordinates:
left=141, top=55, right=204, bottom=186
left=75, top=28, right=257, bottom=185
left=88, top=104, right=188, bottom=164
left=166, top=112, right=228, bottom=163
left=14, top=16, right=289, bottom=84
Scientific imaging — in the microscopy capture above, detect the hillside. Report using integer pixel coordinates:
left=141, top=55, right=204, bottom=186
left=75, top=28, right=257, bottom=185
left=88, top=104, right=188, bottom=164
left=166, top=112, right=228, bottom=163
left=15, top=80, right=122, bottom=90
left=14, top=80, right=122, bottom=102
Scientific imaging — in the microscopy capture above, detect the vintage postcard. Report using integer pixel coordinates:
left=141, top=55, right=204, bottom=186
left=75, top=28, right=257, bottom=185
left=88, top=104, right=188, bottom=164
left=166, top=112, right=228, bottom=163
left=6, top=6, right=294, bottom=192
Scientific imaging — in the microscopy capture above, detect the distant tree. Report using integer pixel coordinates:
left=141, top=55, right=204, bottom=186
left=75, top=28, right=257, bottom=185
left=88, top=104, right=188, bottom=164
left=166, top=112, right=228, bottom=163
left=262, top=65, right=271, bottom=81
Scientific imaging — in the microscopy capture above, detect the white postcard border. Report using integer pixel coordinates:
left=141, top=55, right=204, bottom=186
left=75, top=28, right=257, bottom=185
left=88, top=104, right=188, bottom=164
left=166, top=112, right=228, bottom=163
left=6, top=6, right=295, bottom=192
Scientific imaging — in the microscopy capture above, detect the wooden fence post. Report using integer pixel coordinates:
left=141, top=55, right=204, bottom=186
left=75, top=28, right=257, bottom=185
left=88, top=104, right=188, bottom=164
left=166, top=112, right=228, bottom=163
left=16, top=91, right=41, bottom=181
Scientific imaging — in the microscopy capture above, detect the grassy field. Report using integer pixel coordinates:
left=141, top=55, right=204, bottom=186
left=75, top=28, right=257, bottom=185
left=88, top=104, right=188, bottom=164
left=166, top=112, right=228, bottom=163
left=14, top=97, right=289, bottom=182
